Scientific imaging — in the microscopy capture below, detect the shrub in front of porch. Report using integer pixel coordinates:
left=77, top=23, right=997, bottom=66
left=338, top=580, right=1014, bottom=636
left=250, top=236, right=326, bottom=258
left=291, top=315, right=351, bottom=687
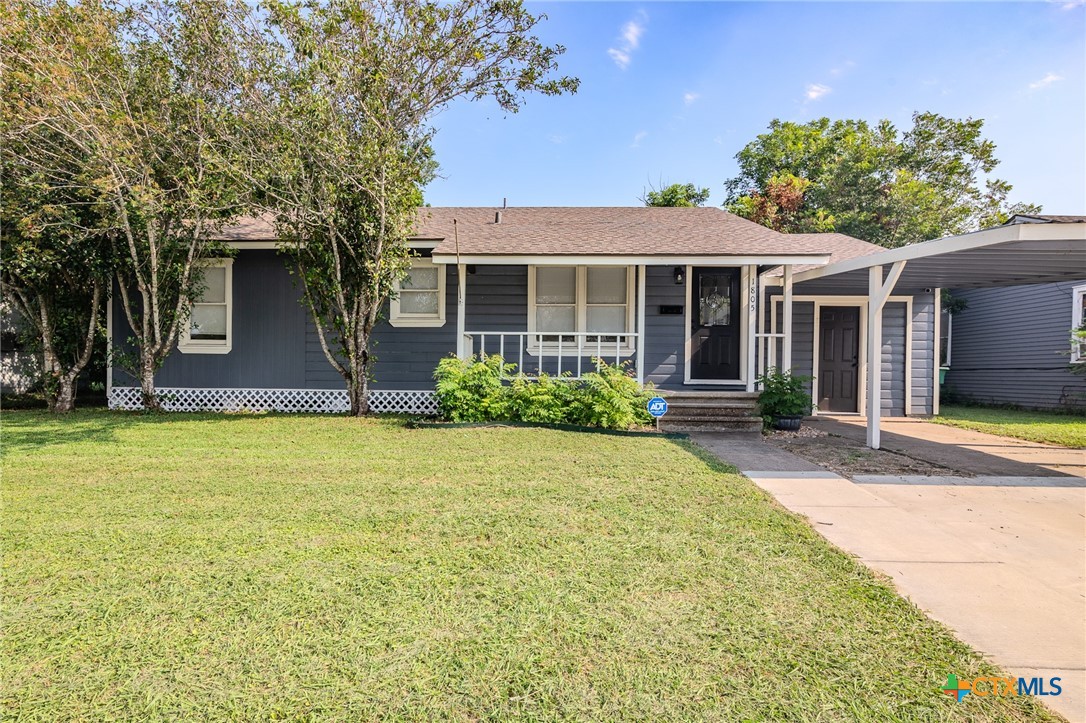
left=433, top=355, right=654, bottom=430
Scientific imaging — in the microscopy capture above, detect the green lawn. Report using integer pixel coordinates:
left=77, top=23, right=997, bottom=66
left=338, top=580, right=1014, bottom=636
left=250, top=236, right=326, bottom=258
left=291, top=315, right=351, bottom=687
left=935, top=404, right=1086, bottom=448
left=1, top=411, right=1057, bottom=721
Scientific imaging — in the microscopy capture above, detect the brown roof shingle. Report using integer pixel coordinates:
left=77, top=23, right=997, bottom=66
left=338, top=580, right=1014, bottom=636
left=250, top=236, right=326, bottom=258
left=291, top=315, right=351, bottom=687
left=215, top=207, right=880, bottom=261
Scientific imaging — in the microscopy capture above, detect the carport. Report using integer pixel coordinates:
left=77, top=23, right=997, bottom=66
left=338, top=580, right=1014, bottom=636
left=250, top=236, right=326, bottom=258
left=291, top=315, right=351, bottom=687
left=790, top=217, right=1086, bottom=449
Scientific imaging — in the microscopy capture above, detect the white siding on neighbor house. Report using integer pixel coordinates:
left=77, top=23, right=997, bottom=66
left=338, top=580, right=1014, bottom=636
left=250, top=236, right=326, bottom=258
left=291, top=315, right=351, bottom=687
left=945, top=281, right=1086, bottom=409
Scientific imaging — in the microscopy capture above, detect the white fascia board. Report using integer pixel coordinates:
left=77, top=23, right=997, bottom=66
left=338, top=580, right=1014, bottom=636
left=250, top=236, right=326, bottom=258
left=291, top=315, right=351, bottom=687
left=430, top=254, right=830, bottom=267
left=792, top=222, right=1086, bottom=284
left=225, top=238, right=439, bottom=250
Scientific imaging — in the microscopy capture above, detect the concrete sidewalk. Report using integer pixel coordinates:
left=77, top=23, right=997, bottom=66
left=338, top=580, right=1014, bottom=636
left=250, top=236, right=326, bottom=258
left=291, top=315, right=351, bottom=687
left=691, top=433, right=1086, bottom=723
left=811, top=416, right=1085, bottom=478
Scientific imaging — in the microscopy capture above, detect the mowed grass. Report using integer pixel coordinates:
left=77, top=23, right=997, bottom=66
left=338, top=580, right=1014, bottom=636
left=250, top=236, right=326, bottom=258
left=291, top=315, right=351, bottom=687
left=1, top=411, right=1059, bottom=721
left=935, top=404, right=1086, bottom=448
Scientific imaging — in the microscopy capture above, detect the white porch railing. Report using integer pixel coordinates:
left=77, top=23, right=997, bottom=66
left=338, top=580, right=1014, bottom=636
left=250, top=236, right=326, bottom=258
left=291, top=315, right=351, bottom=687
left=462, top=331, right=639, bottom=380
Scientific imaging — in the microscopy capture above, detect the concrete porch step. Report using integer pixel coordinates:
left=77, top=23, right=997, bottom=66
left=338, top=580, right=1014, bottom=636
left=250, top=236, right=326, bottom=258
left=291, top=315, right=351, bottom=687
left=659, top=418, right=763, bottom=433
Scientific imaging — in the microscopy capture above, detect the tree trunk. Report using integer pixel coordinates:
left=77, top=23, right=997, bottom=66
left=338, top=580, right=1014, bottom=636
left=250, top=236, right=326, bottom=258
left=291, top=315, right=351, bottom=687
left=140, top=354, right=160, bottom=411
left=51, top=376, right=76, bottom=413
left=347, top=349, right=371, bottom=416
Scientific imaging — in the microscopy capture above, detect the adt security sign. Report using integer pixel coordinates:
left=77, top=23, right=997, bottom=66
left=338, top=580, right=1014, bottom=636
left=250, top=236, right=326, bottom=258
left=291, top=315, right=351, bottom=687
left=647, top=396, right=669, bottom=418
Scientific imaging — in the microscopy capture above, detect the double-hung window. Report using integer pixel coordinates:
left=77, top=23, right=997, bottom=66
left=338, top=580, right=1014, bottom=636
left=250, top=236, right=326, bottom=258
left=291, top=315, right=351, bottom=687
left=179, top=259, right=232, bottom=354
left=528, top=265, right=634, bottom=354
left=1073, top=284, right=1086, bottom=363
left=390, top=257, right=446, bottom=327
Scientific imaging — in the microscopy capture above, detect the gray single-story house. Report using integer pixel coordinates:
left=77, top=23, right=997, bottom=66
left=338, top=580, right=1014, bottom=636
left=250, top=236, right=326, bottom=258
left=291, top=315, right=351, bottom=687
left=106, top=206, right=1086, bottom=446
left=944, top=215, right=1086, bottom=410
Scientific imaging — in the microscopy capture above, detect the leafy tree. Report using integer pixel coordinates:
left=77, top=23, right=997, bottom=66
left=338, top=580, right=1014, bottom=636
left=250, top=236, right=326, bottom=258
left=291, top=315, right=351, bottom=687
left=642, top=182, right=711, bottom=207
left=234, top=0, right=578, bottom=415
left=724, top=113, right=1040, bottom=247
left=1, top=1, right=114, bottom=412
left=6, top=0, right=246, bottom=409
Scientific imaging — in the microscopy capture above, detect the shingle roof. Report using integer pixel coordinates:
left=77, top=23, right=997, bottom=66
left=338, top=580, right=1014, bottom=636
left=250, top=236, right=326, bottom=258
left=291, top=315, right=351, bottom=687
left=767, top=232, right=885, bottom=274
left=421, top=206, right=834, bottom=257
left=215, top=207, right=880, bottom=261
left=1006, top=214, right=1086, bottom=225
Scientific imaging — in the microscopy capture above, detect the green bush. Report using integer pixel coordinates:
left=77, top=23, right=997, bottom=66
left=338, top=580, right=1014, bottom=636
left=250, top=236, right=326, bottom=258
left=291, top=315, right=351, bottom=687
left=433, top=354, right=513, bottom=422
left=756, top=367, right=812, bottom=426
left=433, top=355, right=653, bottom=430
left=571, top=360, right=654, bottom=429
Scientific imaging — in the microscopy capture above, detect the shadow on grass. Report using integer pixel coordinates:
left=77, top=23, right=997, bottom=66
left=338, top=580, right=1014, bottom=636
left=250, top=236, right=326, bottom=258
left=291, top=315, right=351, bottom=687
left=0, top=409, right=276, bottom=454
left=665, top=436, right=742, bottom=476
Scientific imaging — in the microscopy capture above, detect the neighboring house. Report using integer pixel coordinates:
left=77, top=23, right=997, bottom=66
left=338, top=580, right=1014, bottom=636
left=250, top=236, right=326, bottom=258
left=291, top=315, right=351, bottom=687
left=0, top=302, right=39, bottom=395
left=106, top=206, right=941, bottom=416
left=944, top=215, right=1086, bottom=410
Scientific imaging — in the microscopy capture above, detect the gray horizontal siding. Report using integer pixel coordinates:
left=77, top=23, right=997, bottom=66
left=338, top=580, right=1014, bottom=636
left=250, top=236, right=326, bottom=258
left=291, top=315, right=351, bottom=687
left=765, top=292, right=932, bottom=417
left=945, top=281, right=1086, bottom=409
left=644, top=266, right=686, bottom=387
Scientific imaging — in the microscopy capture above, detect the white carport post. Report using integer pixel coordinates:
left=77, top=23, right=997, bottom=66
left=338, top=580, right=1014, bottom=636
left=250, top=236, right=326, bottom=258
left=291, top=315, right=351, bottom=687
left=456, top=263, right=467, bottom=359
left=636, top=264, right=646, bottom=385
left=865, top=260, right=907, bottom=449
left=781, top=265, right=794, bottom=372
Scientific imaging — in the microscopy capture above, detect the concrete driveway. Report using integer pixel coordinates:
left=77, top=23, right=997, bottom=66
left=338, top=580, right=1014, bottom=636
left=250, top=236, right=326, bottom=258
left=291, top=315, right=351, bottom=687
left=693, top=427, right=1086, bottom=722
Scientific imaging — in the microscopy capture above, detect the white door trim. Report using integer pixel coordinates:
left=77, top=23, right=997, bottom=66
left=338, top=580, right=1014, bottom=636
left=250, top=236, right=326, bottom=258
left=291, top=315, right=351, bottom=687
left=684, top=265, right=750, bottom=385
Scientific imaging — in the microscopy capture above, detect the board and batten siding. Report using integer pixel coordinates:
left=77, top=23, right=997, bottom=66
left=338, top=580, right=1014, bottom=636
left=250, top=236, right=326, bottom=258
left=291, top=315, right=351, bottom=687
left=112, top=250, right=309, bottom=389
left=945, top=281, right=1086, bottom=409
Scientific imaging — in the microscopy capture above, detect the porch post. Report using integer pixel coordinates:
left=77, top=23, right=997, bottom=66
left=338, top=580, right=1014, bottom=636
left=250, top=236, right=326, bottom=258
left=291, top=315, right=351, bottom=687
left=866, top=266, right=884, bottom=449
left=456, top=263, right=466, bottom=358
left=105, top=286, right=113, bottom=399
left=865, top=260, right=907, bottom=449
left=745, top=265, right=757, bottom=392
left=782, top=265, right=793, bottom=372
left=636, top=264, right=646, bottom=385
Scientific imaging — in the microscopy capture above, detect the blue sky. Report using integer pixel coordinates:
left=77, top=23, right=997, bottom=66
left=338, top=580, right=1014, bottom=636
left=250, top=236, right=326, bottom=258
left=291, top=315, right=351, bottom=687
left=424, top=1, right=1086, bottom=213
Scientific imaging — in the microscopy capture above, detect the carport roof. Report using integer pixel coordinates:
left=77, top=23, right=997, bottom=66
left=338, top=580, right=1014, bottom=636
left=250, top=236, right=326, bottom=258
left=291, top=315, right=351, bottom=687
left=791, top=217, right=1086, bottom=291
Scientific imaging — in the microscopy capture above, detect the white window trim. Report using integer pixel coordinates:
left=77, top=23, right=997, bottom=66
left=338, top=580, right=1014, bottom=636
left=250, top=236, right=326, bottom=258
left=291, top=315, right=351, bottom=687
left=527, top=265, right=635, bottom=356
left=1072, top=283, right=1086, bottom=363
left=178, top=258, right=233, bottom=355
left=390, top=257, right=446, bottom=328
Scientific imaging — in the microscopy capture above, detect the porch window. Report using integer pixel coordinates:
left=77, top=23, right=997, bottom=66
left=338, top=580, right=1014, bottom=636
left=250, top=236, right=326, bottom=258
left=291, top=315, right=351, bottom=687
left=528, top=266, right=634, bottom=353
left=390, top=258, right=446, bottom=327
left=179, top=259, right=232, bottom=354
left=1073, top=284, right=1086, bottom=363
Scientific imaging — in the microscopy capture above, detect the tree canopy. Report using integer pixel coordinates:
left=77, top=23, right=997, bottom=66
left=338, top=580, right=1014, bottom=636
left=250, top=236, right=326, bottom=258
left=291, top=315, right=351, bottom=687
left=642, top=182, right=711, bottom=208
left=724, top=113, right=1040, bottom=247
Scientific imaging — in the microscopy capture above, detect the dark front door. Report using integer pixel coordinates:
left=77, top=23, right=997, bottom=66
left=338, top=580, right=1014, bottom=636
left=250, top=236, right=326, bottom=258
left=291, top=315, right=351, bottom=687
left=690, top=268, right=740, bottom=380
left=818, top=306, right=860, bottom=412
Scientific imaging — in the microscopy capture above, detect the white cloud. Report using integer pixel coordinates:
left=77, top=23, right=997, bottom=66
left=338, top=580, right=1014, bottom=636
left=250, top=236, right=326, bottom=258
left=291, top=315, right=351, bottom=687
left=631, top=130, right=648, bottom=148
left=1029, top=72, right=1063, bottom=90
left=608, top=11, right=647, bottom=70
left=548, top=134, right=567, bottom=145
left=683, top=91, right=700, bottom=105
left=805, top=83, right=831, bottom=101
left=829, top=60, right=856, bottom=77
left=1059, top=0, right=1084, bottom=9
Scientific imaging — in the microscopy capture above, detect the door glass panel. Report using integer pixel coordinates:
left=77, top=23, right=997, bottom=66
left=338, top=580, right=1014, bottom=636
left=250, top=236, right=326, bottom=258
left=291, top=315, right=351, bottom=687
left=399, top=290, right=439, bottom=314
left=199, top=267, right=226, bottom=304
left=536, top=267, right=575, bottom=304
left=586, top=267, right=626, bottom=304
left=190, top=305, right=227, bottom=340
left=536, top=306, right=575, bottom=332
left=587, top=306, right=626, bottom=333
left=699, top=274, right=731, bottom=326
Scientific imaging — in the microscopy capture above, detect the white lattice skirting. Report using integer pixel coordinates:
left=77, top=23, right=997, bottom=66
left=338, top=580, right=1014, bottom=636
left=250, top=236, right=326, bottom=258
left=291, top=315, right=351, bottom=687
left=108, top=387, right=438, bottom=415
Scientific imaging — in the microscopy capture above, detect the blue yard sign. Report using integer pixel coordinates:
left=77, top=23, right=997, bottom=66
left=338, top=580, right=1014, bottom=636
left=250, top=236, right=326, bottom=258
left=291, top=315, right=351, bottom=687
left=646, top=396, right=669, bottom=418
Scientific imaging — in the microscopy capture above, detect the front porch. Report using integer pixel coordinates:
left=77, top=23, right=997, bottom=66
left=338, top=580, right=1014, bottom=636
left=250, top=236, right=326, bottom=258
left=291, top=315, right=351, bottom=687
left=447, top=261, right=799, bottom=392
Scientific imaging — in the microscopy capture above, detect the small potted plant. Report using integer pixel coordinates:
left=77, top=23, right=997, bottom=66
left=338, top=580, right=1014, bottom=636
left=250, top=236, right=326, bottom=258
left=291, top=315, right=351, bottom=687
left=756, top=368, right=812, bottom=431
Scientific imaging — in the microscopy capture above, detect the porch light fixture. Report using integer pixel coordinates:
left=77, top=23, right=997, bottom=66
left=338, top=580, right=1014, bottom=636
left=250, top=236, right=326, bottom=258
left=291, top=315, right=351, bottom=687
left=673, top=267, right=685, bottom=285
